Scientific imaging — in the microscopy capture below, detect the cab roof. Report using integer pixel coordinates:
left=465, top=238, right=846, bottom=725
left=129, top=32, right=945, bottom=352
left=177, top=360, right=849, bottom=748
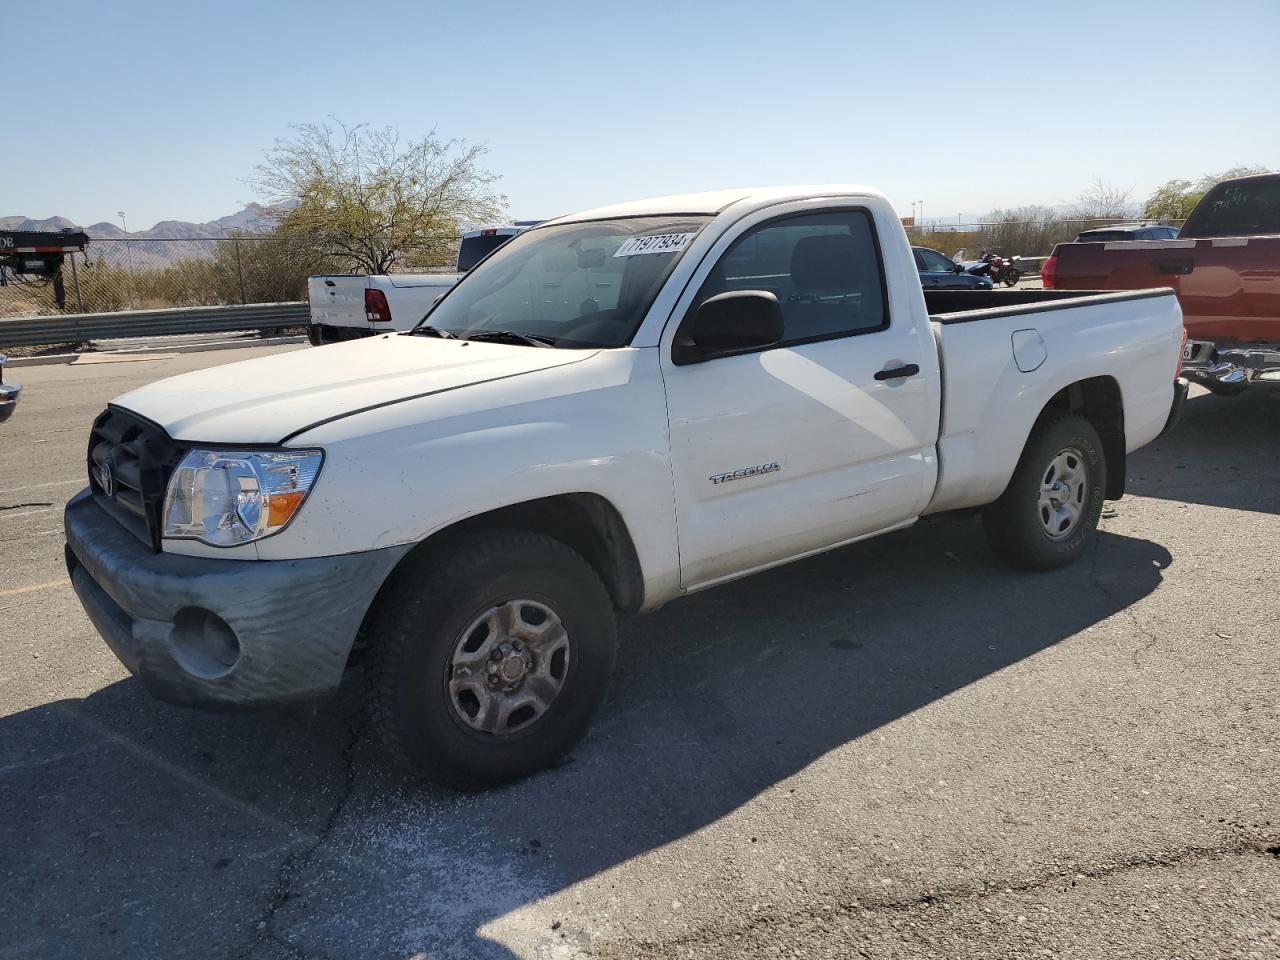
left=545, top=185, right=887, bottom=224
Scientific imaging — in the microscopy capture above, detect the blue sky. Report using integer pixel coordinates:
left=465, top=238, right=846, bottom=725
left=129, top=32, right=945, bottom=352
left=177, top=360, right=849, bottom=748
left=5, top=0, right=1277, bottom=229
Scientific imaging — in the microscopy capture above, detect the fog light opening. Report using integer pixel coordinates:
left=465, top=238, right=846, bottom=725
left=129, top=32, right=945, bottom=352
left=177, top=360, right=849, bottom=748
left=170, top=607, right=241, bottom=679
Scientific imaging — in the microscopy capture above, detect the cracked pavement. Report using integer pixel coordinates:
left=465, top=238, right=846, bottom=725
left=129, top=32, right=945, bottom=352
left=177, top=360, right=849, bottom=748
left=1, top=346, right=1277, bottom=959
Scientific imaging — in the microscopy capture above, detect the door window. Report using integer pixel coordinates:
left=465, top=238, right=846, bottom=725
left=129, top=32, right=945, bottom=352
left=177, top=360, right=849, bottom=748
left=691, top=210, right=888, bottom=345
left=915, top=247, right=956, bottom=273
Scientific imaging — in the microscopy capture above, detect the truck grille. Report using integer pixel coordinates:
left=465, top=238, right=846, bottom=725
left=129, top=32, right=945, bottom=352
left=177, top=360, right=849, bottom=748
left=87, top=406, right=183, bottom=550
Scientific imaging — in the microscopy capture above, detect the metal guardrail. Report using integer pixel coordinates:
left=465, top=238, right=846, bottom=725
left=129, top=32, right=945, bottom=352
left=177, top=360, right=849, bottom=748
left=0, top=302, right=309, bottom=348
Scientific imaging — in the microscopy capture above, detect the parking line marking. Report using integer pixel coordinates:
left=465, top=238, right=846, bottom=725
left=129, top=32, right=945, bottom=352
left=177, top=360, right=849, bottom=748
left=0, top=507, right=57, bottom=522
left=0, top=580, right=69, bottom=599
left=0, top=746, right=97, bottom=776
left=52, top=702, right=318, bottom=843
left=0, top=478, right=83, bottom=494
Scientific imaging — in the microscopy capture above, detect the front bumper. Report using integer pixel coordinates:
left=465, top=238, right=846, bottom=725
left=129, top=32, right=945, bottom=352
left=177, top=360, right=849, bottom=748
left=64, top=489, right=411, bottom=709
left=0, top=381, right=20, bottom=423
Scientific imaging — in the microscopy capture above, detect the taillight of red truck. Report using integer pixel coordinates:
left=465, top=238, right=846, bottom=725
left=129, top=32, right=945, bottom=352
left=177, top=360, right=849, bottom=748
left=1040, top=249, right=1058, bottom=289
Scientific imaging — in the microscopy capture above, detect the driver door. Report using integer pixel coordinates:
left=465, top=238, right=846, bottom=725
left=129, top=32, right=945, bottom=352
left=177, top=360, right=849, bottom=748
left=661, top=206, right=938, bottom=589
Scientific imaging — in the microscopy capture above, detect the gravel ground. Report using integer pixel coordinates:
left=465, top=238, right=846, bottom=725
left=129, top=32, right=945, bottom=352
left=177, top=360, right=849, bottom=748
left=0, top=344, right=1275, bottom=960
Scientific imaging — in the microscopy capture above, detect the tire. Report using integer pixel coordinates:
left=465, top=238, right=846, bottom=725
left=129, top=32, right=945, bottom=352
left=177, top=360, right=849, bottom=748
left=982, top=413, right=1106, bottom=570
left=365, top=529, right=617, bottom=790
left=306, top=326, right=324, bottom=347
left=1003, top=269, right=1020, bottom=287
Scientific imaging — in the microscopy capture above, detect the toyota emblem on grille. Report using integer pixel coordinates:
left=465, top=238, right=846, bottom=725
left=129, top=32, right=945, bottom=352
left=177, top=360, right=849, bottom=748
left=96, top=460, right=115, bottom=498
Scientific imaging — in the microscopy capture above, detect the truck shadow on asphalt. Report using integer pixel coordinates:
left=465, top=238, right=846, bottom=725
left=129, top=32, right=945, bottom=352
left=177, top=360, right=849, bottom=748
left=1127, top=388, right=1280, bottom=514
left=1, top=520, right=1172, bottom=959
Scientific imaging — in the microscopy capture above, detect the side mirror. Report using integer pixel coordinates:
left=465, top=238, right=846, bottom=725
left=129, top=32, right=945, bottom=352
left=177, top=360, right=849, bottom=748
left=673, top=290, right=784, bottom=365
left=951, top=263, right=964, bottom=274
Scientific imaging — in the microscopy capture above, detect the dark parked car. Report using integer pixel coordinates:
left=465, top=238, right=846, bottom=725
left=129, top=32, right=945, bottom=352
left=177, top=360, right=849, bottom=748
left=1073, top=223, right=1180, bottom=243
left=912, top=246, right=994, bottom=289
left=0, top=354, right=20, bottom=423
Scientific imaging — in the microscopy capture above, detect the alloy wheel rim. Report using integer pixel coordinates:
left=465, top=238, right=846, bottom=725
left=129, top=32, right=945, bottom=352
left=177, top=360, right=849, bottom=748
left=1038, top=445, right=1089, bottom=540
left=446, top=599, right=571, bottom=736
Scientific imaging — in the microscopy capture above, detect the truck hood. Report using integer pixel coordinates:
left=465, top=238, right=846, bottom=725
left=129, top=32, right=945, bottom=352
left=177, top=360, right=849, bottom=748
left=112, top=335, right=594, bottom=444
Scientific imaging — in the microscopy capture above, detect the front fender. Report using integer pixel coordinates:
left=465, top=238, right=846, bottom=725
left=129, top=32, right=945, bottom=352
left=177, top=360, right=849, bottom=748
left=254, top=349, right=683, bottom=606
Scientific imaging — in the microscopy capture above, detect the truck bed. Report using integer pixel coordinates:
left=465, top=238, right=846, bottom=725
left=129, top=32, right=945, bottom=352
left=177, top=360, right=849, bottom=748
left=923, top=287, right=1175, bottom=322
left=923, top=286, right=1182, bottom=517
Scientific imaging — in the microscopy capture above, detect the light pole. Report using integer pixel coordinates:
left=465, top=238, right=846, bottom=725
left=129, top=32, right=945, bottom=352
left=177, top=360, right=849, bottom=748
left=917, top=200, right=924, bottom=229
left=117, top=210, right=135, bottom=308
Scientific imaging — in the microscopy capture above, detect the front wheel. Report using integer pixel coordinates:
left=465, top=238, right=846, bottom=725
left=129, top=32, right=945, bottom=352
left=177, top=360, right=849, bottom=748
left=366, top=530, right=618, bottom=789
left=982, top=413, right=1106, bottom=570
left=1003, top=269, right=1021, bottom=287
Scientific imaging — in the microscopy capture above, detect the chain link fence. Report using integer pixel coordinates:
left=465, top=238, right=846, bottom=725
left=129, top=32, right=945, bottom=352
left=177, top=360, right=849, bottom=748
left=0, top=236, right=462, bottom=318
left=903, top=217, right=1186, bottom=263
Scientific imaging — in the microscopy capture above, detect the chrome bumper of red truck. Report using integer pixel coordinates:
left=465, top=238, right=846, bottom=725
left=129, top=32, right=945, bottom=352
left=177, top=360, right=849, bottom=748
left=1182, top=341, right=1280, bottom=395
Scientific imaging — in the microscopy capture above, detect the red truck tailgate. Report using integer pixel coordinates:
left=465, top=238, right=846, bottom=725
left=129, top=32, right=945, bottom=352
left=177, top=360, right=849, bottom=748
left=1051, top=236, right=1280, bottom=341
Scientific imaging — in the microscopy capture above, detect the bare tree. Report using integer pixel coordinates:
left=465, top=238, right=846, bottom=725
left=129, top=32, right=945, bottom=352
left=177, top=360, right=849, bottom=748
left=977, top=205, right=1075, bottom=256
left=1070, top=178, right=1135, bottom=221
left=253, top=121, right=506, bottom=274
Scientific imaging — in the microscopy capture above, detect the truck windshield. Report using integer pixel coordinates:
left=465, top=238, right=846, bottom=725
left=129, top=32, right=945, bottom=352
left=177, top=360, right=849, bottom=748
left=420, top=215, right=712, bottom=348
left=1181, top=177, right=1280, bottom=238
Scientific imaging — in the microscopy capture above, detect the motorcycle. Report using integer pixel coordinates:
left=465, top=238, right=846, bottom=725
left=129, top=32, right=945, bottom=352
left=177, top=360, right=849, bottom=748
left=962, top=251, right=1023, bottom=287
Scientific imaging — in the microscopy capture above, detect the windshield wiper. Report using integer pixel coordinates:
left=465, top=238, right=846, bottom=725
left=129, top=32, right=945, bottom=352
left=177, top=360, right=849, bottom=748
left=464, top=330, right=555, bottom=348
left=407, top=325, right=458, bottom=339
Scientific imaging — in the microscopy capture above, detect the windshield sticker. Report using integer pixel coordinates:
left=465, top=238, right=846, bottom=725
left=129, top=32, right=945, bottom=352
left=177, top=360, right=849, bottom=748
left=613, top=232, right=696, bottom=258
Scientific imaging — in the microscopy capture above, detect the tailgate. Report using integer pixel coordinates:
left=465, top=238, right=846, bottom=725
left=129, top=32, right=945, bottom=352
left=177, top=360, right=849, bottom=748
left=308, top=276, right=368, bottom=328
left=1052, top=240, right=1195, bottom=294
left=1052, top=238, right=1280, bottom=341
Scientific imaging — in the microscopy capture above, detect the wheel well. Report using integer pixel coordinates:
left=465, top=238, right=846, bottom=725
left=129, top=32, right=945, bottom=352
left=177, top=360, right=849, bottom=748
left=1038, top=376, right=1126, bottom=499
left=372, top=493, right=645, bottom=616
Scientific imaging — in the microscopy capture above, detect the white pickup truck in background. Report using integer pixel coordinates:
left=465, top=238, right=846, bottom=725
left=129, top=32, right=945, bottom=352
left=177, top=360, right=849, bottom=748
left=66, top=185, right=1185, bottom=790
left=306, top=272, right=460, bottom=344
left=307, top=222, right=543, bottom=344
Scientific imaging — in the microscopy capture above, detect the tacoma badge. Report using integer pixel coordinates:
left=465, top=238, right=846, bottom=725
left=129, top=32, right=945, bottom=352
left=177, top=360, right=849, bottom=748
left=710, top=462, right=781, bottom=485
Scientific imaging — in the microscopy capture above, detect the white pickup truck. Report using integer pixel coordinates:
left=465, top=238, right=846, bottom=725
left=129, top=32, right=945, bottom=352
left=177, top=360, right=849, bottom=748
left=306, top=272, right=460, bottom=344
left=306, top=225, right=542, bottom=344
left=65, top=185, right=1187, bottom=789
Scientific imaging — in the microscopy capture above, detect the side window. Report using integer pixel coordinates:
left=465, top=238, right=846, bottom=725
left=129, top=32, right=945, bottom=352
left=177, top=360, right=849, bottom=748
left=917, top=248, right=954, bottom=272
left=692, top=210, right=888, bottom=345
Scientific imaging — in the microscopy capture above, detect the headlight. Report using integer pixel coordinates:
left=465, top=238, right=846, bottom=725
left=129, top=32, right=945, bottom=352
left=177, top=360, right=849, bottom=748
left=162, top=448, right=323, bottom=547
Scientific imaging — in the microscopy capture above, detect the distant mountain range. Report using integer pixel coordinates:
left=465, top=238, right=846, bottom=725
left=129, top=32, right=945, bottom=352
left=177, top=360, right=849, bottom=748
left=0, top=204, right=289, bottom=268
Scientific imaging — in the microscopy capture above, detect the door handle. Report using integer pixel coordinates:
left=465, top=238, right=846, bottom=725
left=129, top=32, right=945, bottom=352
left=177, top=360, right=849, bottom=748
left=875, top=363, right=920, bottom=381
left=1157, top=260, right=1194, bottom=275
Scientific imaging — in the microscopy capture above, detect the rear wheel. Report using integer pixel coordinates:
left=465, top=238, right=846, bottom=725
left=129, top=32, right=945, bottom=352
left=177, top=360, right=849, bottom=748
left=366, top=529, right=617, bottom=789
left=982, top=413, right=1106, bottom=570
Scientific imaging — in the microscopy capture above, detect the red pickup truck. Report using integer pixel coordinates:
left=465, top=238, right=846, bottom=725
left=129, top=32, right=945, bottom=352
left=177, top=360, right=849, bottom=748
left=1044, top=172, right=1280, bottom=394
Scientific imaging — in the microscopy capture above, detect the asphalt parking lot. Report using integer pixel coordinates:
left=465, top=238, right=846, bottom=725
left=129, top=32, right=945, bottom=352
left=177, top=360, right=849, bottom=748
left=1, top=344, right=1277, bottom=960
